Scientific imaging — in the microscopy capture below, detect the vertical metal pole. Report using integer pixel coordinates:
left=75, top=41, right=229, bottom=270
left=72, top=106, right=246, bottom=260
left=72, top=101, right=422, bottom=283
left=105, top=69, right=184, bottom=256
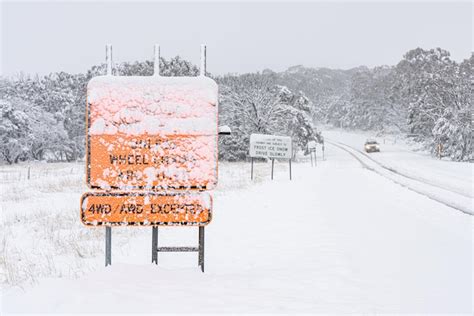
left=200, top=44, right=206, bottom=76
left=153, top=44, right=160, bottom=76
left=271, top=159, right=274, bottom=180
left=105, top=226, right=111, bottom=266
left=105, top=44, right=112, bottom=75
left=251, top=157, right=254, bottom=180
left=310, top=151, right=313, bottom=167
left=289, top=159, right=292, bottom=180
left=198, top=226, right=205, bottom=272
left=27, top=166, right=30, bottom=180
left=152, top=227, right=158, bottom=264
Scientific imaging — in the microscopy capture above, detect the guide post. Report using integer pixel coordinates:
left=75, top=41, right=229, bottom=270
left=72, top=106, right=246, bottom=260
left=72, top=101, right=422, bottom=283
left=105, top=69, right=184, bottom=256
left=308, top=141, right=317, bottom=167
left=251, top=157, right=254, bottom=180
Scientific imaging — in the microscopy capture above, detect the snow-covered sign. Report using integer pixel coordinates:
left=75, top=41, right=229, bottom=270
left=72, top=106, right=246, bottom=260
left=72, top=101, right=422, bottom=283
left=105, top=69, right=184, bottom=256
left=86, top=76, right=218, bottom=190
left=249, top=134, right=292, bottom=159
left=307, top=140, right=317, bottom=150
left=81, top=192, right=212, bottom=226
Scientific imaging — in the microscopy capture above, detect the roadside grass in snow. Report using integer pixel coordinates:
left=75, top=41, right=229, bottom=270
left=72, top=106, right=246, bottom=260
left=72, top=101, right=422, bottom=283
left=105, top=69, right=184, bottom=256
left=0, top=160, right=292, bottom=289
left=1, top=165, right=121, bottom=288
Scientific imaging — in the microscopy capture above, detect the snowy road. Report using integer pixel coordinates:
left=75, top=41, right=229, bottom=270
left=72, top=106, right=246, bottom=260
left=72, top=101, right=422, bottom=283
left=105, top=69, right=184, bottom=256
left=327, top=140, right=472, bottom=215
left=2, top=139, right=473, bottom=314
left=325, top=130, right=473, bottom=199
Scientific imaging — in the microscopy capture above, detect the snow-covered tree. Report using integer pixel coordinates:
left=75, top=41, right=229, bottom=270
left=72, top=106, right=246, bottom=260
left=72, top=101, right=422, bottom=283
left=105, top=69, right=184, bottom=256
left=218, top=73, right=319, bottom=160
left=395, top=48, right=457, bottom=137
left=1, top=49, right=470, bottom=163
left=432, top=54, right=472, bottom=161
left=273, top=85, right=321, bottom=149
left=0, top=98, right=70, bottom=163
left=0, top=99, right=30, bottom=164
left=394, top=48, right=472, bottom=160
left=346, top=66, right=405, bottom=132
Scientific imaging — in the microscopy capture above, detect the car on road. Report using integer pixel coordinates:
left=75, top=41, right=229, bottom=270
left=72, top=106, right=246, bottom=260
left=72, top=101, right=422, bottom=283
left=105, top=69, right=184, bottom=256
left=364, top=139, right=380, bottom=153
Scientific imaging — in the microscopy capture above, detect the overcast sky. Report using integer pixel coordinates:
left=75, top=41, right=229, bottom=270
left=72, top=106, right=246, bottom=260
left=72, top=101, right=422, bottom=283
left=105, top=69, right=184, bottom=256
left=1, top=1, right=472, bottom=77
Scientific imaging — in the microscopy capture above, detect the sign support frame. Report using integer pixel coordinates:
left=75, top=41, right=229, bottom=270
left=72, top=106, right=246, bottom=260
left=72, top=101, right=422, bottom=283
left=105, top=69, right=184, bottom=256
left=152, top=226, right=158, bottom=264
left=105, top=226, right=112, bottom=266
left=271, top=158, right=275, bottom=180
left=251, top=157, right=254, bottom=180
left=309, top=148, right=317, bottom=167
left=289, top=158, right=292, bottom=180
left=314, top=147, right=317, bottom=166
left=151, top=226, right=205, bottom=272
left=271, top=158, right=292, bottom=180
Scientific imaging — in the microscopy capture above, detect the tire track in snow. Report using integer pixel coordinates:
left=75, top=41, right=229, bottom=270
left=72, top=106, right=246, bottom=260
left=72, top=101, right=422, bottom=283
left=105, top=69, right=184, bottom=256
left=339, top=141, right=472, bottom=199
left=327, top=140, right=472, bottom=216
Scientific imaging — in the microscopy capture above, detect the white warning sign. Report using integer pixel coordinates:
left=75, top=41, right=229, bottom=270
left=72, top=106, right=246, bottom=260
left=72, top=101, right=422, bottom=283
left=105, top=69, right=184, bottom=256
left=249, top=134, right=292, bottom=159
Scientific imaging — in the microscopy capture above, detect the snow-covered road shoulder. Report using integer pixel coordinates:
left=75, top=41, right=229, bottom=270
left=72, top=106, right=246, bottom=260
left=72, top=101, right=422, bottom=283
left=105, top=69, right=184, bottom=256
left=2, top=139, right=472, bottom=314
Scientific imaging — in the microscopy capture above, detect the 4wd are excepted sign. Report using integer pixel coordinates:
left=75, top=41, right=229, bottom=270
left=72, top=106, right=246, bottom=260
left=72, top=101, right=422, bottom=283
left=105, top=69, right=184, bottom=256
left=81, top=192, right=212, bottom=226
left=86, top=76, right=218, bottom=190
left=249, top=134, right=292, bottom=159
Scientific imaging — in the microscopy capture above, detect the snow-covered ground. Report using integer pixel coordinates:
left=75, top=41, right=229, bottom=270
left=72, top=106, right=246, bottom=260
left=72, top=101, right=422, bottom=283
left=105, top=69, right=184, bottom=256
left=325, top=129, right=472, bottom=199
left=1, top=132, right=472, bottom=314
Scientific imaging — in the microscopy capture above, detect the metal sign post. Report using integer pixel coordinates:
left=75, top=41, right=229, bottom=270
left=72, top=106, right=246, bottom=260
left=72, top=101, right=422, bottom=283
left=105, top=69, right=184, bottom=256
left=271, top=158, right=275, bottom=180
left=105, top=226, right=111, bottom=266
left=289, top=159, right=292, bottom=180
left=307, top=140, right=317, bottom=167
left=250, top=157, right=254, bottom=180
left=198, top=226, right=205, bottom=272
left=314, top=147, right=317, bottom=166
left=151, top=227, right=158, bottom=264
left=104, top=45, right=113, bottom=268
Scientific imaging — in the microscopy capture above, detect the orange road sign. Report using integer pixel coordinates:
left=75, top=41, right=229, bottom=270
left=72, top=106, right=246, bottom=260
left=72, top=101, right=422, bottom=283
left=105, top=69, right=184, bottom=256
left=86, top=76, right=218, bottom=190
left=81, top=192, right=212, bottom=226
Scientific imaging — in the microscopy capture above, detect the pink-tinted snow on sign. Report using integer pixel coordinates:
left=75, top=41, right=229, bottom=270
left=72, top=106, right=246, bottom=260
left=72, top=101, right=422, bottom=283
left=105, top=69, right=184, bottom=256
left=86, top=76, right=218, bottom=190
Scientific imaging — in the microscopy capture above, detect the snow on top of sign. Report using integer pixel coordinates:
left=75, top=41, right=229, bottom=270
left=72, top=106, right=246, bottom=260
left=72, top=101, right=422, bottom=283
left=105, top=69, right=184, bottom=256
left=88, top=75, right=218, bottom=136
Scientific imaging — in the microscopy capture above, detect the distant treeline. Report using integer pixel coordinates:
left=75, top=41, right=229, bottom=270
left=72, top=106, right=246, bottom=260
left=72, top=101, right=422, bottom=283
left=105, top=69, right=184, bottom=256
left=278, top=48, right=472, bottom=161
left=0, top=47, right=472, bottom=164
